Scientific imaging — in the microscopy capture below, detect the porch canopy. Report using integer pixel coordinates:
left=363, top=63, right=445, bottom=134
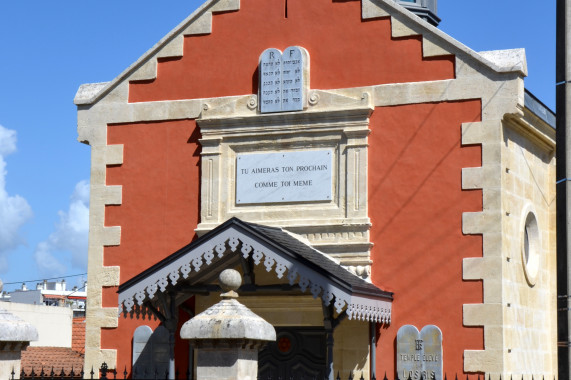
left=117, top=217, right=392, bottom=324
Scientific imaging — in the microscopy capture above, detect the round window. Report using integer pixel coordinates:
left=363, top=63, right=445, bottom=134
left=521, top=209, right=540, bottom=286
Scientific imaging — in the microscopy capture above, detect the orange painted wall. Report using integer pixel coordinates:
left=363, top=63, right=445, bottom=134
left=105, top=120, right=201, bottom=281
left=129, top=0, right=454, bottom=103
left=369, top=101, right=483, bottom=376
left=103, top=119, right=201, bottom=371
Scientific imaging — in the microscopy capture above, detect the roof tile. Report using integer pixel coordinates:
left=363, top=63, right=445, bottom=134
left=72, top=317, right=85, bottom=354
left=21, top=346, right=84, bottom=377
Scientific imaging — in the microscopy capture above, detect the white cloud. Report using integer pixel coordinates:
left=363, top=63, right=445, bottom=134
left=34, top=242, right=67, bottom=277
left=0, top=127, right=16, bottom=157
left=0, top=125, right=33, bottom=273
left=34, top=180, right=90, bottom=276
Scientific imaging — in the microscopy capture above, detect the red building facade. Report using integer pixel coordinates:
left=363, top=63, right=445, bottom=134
left=76, top=0, right=556, bottom=378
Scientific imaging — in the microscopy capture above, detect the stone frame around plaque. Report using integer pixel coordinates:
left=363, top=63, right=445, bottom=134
left=211, top=126, right=342, bottom=216
left=195, top=90, right=374, bottom=276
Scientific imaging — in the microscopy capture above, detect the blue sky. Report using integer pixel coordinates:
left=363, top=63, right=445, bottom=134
left=0, top=1, right=555, bottom=292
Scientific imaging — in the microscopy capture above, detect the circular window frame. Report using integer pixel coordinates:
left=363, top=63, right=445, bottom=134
left=520, top=205, right=541, bottom=287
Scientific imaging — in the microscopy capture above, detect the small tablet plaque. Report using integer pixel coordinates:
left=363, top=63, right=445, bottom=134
left=236, top=150, right=332, bottom=204
left=397, top=325, right=443, bottom=380
left=259, top=46, right=308, bottom=113
left=259, top=48, right=282, bottom=113
left=281, top=47, right=304, bottom=112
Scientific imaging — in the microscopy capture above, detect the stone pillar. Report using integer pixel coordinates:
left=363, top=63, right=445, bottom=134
left=180, top=269, right=276, bottom=380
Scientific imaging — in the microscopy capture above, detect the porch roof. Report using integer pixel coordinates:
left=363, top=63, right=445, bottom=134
left=117, top=218, right=392, bottom=323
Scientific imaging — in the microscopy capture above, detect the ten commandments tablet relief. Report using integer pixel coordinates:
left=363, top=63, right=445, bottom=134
left=259, top=46, right=309, bottom=113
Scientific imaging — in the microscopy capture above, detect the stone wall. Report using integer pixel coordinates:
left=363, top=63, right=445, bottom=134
left=501, top=114, right=556, bottom=375
left=1, top=302, right=72, bottom=348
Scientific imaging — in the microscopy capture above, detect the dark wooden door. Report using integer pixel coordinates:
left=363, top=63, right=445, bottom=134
left=258, top=327, right=326, bottom=379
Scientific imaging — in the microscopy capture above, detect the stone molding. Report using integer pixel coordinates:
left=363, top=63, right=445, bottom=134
left=503, top=110, right=556, bottom=154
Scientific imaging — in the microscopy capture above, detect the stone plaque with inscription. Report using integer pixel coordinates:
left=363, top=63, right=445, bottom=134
left=397, top=325, right=443, bottom=380
left=259, top=48, right=282, bottom=113
left=236, top=150, right=332, bottom=204
left=259, top=46, right=309, bottom=113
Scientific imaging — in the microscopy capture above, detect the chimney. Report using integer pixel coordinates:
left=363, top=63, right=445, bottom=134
left=22, top=282, right=27, bottom=291
left=395, top=0, right=440, bottom=26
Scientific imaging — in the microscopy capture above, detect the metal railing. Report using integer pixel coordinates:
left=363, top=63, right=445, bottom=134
left=12, top=363, right=557, bottom=380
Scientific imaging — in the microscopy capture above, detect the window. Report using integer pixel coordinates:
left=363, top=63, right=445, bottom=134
left=521, top=208, right=540, bottom=286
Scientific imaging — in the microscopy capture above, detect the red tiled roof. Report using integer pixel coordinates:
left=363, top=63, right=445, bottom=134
left=20, top=347, right=84, bottom=377
left=72, top=317, right=85, bottom=354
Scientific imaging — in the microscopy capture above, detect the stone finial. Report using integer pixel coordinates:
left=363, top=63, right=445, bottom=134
left=0, top=309, right=38, bottom=342
left=180, top=269, right=275, bottom=344
left=219, top=269, right=241, bottom=299
left=180, top=268, right=275, bottom=380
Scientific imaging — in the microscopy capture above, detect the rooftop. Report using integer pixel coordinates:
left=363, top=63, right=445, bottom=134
left=20, top=346, right=84, bottom=377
